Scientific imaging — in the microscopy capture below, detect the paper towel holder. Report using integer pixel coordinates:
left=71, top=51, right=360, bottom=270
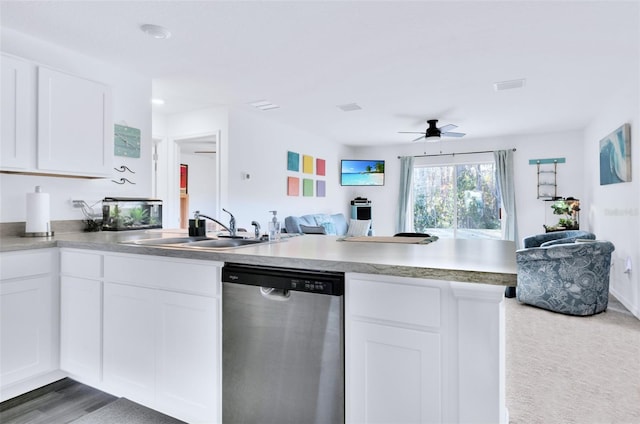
left=24, top=186, right=54, bottom=238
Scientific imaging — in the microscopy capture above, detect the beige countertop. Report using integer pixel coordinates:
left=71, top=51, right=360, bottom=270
left=0, top=231, right=517, bottom=286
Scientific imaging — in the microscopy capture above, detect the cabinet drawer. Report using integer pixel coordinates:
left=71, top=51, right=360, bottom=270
left=104, top=253, right=220, bottom=297
left=61, top=249, right=102, bottom=279
left=348, top=275, right=441, bottom=328
left=0, top=249, right=56, bottom=280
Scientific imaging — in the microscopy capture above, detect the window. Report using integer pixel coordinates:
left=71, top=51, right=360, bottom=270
left=412, top=160, right=502, bottom=239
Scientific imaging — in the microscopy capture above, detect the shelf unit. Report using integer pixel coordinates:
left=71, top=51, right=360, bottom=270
left=529, top=158, right=565, bottom=200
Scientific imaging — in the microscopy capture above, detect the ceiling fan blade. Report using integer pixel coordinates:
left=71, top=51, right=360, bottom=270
left=442, top=131, right=465, bottom=138
left=398, top=131, right=424, bottom=134
left=438, top=124, right=458, bottom=132
left=412, top=135, right=425, bottom=142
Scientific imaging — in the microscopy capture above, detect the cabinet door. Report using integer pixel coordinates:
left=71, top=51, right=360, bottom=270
left=0, top=275, right=56, bottom=386
left=156, top=290, right=219, bottom=423
left=60, top=276, right=102, bottom=384
left=37, top=66, right=112, bottom=177
left=103, top=282, right=156, bottom=405
left=348, top=321, right=441, bottom=424
left=1, top=54, right=34, bottom=170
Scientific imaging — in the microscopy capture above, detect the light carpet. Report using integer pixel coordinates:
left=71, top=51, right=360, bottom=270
left=506, top=296, right=640, bottom=424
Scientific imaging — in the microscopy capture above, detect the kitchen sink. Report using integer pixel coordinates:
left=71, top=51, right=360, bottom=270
left=123, top=236, right=267, bottom=250
left=127, top=236, right=214, bottom=245
left=185, top=238, right=266, bottom=248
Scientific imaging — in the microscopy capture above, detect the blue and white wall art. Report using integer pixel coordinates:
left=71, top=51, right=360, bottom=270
left=599, top=123, right=631, bottom=185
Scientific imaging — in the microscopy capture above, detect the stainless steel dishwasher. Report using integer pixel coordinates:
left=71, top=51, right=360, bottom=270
left=222, top=263, right=344, bottom=424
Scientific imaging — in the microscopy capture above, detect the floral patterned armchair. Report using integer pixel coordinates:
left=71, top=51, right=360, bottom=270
left=516, top=240, right=615, bottom=316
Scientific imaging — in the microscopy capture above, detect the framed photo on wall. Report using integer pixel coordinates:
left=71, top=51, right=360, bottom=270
left=599, top=123, right=631, bottom=185
left=180, top=164, right=188, bottom=194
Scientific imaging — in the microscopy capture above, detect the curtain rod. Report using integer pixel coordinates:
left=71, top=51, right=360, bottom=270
left=398, top=148, right=516, bottom=159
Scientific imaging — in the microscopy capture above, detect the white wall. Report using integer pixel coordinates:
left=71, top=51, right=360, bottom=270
left=0, top=28, right=152, bottom=223
left=227, top=107, right=352, bottom=231
left=350, top=130, right=585, bottom=240
left=583, top=74, right=639, bottom=318
left=153, top=106, right=352, bottom=232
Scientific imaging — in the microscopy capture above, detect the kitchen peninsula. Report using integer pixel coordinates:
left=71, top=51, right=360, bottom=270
left=1, top=232, right=516, bottom=423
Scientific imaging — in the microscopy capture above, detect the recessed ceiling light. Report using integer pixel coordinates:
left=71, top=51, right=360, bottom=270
left=140, top=24, right=172, bottom=39
left=151, top=98, right=165, bottom=105
left=249, top=100, right=280, bottom=111
left=337, top=103, right=362, bottom=112
left=494, top=78, right=526, bottom=91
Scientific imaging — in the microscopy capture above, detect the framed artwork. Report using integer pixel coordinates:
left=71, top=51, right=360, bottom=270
left=303, top=155, right=314, bottom=174
left=287, top=177, right=300, bottom=196
left=114, top=124, right=141, bottom=158
left=316, top=158, right=326, bottom=176
left=599, top=123, right=631, bottom=185
left=180, top=164, right=188, bottom=194
left=287, top=151, right=300, bottom=172
left=316, top=180, right=326, bottom=197
left=303, top=178, right=314, bottom=196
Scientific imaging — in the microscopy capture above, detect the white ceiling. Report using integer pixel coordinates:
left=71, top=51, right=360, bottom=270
left=2, top=1, right=638, bottom=147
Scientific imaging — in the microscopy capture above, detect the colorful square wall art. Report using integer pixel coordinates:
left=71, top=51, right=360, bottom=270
left=600, top=123, right=631, bottom=185
left=303, top=178, right=314, bottom=196
left=316, top=180, right=326, bottom=197
left=303, top=155, right=314, bottom=174
left=316, top=158, right=326, bottom=176
left=287, top=151, right=300, bottom=172
left=287, top=177, right=300, bottom=196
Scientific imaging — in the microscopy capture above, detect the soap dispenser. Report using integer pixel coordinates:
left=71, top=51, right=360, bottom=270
left=268, top=210, right=281, bottom=241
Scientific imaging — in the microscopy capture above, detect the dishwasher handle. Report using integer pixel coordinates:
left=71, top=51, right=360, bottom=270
left=260, top=287, right=291, bottom=301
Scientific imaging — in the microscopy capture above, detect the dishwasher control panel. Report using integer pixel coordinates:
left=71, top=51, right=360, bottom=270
left=222, top=263, right=344, bottom=296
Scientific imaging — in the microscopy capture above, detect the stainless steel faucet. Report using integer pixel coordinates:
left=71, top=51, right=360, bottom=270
left=251, top=221, right=261, bottom=239
left=194, top=209, right=237, bottom=237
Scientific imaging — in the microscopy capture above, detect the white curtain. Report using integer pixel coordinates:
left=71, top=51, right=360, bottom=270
left=494, top=150, right=518, bottom=244
left=396, top=156, right=414, bottom=234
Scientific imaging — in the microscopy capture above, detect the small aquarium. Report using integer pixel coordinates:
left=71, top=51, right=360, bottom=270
left=102, top=197, right=163, bottom=231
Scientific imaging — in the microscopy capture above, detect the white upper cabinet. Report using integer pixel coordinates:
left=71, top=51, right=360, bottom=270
left=37, top=66, right=113, bottom=177
left=0, top=53, right=113, bottom=178
left=1, top=54, right=34, bottom=170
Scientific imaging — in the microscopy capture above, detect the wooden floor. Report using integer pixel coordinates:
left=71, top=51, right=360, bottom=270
left=0, top=378, right=117, bottom=424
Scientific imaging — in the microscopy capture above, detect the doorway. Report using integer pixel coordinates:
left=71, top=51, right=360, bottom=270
left=153, top=132, right=219, bottom=229
left=175, top=135, right=218, bottom=228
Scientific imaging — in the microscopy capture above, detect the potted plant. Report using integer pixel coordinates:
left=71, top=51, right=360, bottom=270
left=545, top=198, right=580, bottom=231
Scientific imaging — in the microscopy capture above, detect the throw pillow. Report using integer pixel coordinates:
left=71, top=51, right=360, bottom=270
left=314, top=215, right=337, bottom=235
left=300, top=224, right=326, bottom=235
left=346, top=219, right=371, bottom=237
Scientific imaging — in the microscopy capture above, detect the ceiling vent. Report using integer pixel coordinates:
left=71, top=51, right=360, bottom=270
left=494, top=78, right=526, bottom=91
left=337, top=103, right=362, bottom=112
left=249, top=100, right=280, bottom=111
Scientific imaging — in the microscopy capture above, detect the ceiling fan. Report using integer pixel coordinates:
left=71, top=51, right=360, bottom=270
left=399, top=119, right=466, bottom=142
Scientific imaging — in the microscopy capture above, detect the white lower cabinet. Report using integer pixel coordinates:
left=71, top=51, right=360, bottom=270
left=103, top=283, right=157, bottom=405
left=59, top=248, right=221, bottom=424
left=349, top=321, right=441, bottom=423
left=102, top=252, right=221, bottom=424
left=0, top=249, right=60, bottom=401
left=346, top=273, right=443, bottom=424
left=346, top=273, right=507, bottom=424
left=60, top=250, right=103, bottom=385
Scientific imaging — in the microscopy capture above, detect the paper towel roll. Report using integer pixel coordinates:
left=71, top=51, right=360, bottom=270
left=25, top=186, right=51, bottom=235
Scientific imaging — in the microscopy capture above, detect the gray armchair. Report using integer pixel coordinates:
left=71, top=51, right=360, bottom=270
left=516, top=240, right=615, bottom=316
left=522, top=230, right=596, bottom=248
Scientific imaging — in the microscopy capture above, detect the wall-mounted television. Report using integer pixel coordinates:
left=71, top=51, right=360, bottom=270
left=340, top=160, right=385, bottom=186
